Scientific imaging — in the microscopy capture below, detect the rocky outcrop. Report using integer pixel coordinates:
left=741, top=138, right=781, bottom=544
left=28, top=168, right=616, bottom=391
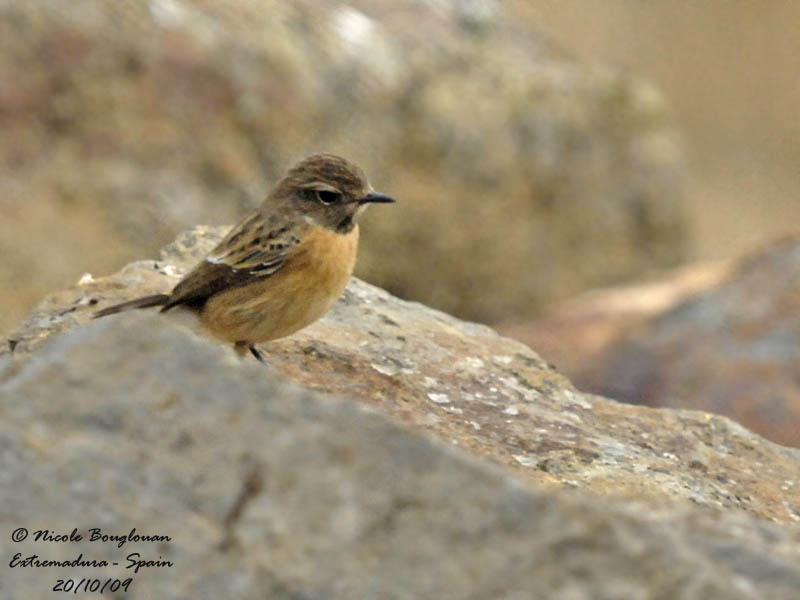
left=2, top=227, right=799, bottom=598
left=498, top=261, right=730, bottom=379
left=559, top=238, right=800, bottom=449
left=0, top=0, right=686, bottom=334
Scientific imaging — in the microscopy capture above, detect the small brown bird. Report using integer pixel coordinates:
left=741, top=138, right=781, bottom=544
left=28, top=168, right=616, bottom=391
left=94, top=153, right=395, bottom=361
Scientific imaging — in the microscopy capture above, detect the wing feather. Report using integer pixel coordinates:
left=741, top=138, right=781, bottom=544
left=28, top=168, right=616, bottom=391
left=162, top=211, right=303, bottom=311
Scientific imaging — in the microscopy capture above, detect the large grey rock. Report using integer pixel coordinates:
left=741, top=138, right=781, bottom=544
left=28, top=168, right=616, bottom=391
left=5, top=227, right=799, bottom=526
left=2, top=313, right=800, bottom=600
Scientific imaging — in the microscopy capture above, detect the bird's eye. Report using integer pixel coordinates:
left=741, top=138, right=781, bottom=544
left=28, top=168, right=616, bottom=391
left=314, top=190, right=341, bottom=205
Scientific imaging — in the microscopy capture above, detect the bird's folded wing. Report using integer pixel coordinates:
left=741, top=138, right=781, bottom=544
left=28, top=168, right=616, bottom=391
left=162, top=213, right=303, bottom=311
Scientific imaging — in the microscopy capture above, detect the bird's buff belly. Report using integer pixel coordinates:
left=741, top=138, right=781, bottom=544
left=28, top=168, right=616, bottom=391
left=199, top=226, right=358, bottom=344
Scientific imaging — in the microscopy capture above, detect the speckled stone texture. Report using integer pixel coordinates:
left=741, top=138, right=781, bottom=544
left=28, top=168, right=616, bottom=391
left=0, top=0, right=686, bottom=334
left=5, top=226, right=800, bottom=523
left=1, top=227, right=799, bottom=598
left=1, top=308, right=799, bottom=599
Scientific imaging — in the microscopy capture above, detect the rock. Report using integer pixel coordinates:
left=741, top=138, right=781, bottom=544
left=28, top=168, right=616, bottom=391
left=4, top=224, right=800, bottom=528
left=577, top=237, right=800, bottom=449
left=0, top=0, right=687, bottom=334
left=498, top=261, right=730, bottom=381
left=4, top=227, right=799, bottom=526
left=1, top=302, right=799, bottom=598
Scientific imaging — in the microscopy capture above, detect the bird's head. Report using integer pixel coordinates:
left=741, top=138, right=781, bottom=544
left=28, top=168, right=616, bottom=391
left=277, top=153, right=395, bottom=234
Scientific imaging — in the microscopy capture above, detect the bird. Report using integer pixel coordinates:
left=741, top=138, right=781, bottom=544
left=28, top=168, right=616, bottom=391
left=93, top=153, right=395, bottom=362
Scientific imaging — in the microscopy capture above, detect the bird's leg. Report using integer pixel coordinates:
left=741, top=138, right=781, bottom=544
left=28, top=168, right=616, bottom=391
left=233, top=341, right=266, bottom=364
left=249, top=345, right=266, bottom=364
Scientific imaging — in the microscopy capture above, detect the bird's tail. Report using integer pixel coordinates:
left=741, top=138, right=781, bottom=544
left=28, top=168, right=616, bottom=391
left=92, top=294, right=170, bottom=319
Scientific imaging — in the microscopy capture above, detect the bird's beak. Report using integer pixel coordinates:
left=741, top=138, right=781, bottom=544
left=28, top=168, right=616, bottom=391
left=359, top=191, right=396, bottom=205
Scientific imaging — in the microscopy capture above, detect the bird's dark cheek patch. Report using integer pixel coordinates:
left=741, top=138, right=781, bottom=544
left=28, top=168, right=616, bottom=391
left=337, top=216, right=354, bottom=234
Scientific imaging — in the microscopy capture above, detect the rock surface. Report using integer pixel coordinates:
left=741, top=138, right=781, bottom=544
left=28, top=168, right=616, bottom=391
left=2, top=312, right=799, bottom=600
left=2, top=227, right=800, bottom=598
left=579, top=237, right=800, bottom=448
left=4, top=226, right=799, bottom=523
left=0, top=0, right=687, bottom=334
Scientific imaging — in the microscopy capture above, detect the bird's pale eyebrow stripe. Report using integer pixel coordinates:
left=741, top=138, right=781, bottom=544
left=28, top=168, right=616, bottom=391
left=298, top=181, right=341, bottom=193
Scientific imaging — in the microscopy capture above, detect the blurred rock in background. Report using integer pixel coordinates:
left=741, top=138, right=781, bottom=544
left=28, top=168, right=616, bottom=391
left=505, top=238, right=800, bottom=448
left=577, top=238, right=800, bottom=448
left=0, top=0, right=687, bottom=335
left=497, top=261, right=730, bottom=384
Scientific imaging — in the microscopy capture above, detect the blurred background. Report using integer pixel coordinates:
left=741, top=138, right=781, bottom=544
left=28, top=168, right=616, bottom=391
left=2, top=0, right=799, bottom=445
left=526, top=1, right=800, bottom=261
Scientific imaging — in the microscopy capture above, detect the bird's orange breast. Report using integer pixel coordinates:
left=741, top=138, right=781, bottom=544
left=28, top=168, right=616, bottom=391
left=200, top=225, right=359, bottom=344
